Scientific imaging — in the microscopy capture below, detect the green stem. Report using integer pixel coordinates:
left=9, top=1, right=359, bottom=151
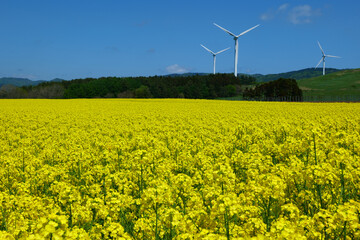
left=266, top=197, right=272, bottom=232
left=1, top=207, right=7, bottom=231
left=22, top=150, right=26, bottom=182
left=168, top=212, right=173, bottom=240
left=140, top=165, right=144, bottom=196
left=313, top=133, right=317, bottom=165
left=155, top=192, right=159, bottom=240
left=225, top=207, right=230, bottom=240
left=103, top=175, right=107, bottom=205
left=69, top=204, right=73, bottom=228
left=340, top=163, right=346, bottom=204
left=316, top=184, right=324, bottom=209
left=117, top=148, right=122, bottom=170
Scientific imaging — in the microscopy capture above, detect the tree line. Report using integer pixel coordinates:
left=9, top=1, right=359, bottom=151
left=243, top=78, right=303, bottom=101
left=0, top=74, right=303, bottom=101
left=0, top=74, right=256, bottom=99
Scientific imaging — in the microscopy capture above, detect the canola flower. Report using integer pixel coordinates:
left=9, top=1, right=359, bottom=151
left=0, top=99, right=359, bottom=239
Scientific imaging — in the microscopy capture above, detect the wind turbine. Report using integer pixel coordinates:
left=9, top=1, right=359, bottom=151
left=200, top=44, right=230, bottom=74
left=315, top=41, right=341, bottom=76
left=214, top=23, right=260, bottom=77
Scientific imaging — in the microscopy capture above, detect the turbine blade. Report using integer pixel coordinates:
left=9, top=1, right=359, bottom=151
left=215, top=47, right=230, bottom=55
left=315, top=58, right=323, bottom=69
left=238, top=24, right=260, bottom=37
left=317, top=41, right=325, bottom=55
left=200, top=44, right=215, bottom=55
left=326, top=55, right=341, bottom=58
left=213, top=23, right=236, bottom=37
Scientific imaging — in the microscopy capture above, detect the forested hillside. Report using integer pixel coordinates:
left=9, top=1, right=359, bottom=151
left=0, top=77, right=64, bottom=87
left=0, top=74, right=256, bottom=99
left=254, top=68, right=342, bottom=82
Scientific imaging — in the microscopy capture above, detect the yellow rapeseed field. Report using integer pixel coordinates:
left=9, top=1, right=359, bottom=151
left=0, top=99, right=359, bottom=239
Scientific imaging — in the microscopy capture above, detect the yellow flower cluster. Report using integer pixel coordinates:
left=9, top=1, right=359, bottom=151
left=0, top=99, right=359, bottom=239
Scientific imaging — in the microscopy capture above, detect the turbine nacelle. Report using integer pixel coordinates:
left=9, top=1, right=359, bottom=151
left=200, top=44, right=230, bottom=74
left=214, top=23, right=260, bottom=77
left=214, top=23, right=260, bottom=38
left=315, top=41, right=341, bottom=75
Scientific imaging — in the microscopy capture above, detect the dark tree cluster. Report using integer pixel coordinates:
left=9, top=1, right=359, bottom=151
left=243, top=78, right=303, bottom=101
left=62, top=74, right=250, bottom=99
left=0, top=73, right=256, bottom=99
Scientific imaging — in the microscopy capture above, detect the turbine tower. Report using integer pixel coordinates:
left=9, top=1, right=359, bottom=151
left=214, top=23, right=260, bottom=77
left=315, top=41, right=341, bottom=76
left=200, top=44, right=230, bottom=74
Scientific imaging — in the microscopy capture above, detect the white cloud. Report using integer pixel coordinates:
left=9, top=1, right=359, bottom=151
left=288, top=5, right=319, bottom=24
left=260, top=12, right=274, bottom=21
left=260, top=4, right=289, bottom=21
left=165, top=64, right=189, bottom=74
left=278, top=3, right=289, bottom=12
left=260, top=4, right=320, bottom=24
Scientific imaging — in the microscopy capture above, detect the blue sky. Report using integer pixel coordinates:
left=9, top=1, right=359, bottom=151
left=0, top=0, right=359, bottom=80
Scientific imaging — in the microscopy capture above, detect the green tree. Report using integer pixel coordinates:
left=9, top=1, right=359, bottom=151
left=135, top=85, right=152, bottom=98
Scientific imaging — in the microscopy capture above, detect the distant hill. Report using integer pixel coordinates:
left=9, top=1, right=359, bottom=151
left=164, top=72, right=208, bottom=77
left=166, top=68, right=344, bottom=82
left=297, top=68, right=360, bottom=101
left=0, top=77, right=65, bottom=87
left=50, top=78, right=65, bottom=83
left=0, top=77, right=44, bottom=87
left=2, top=69, right=359, bottom=101
left=1, top=68, right=345, bottom=87
left=253, top=68, right=342, bottom=82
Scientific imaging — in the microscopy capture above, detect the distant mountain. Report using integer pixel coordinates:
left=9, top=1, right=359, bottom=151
left=0, top=68, right=346, bottom=88
left=164, top=72, right=208, bottom=77
left=0, top=77, right=43, bottom=87
left=50, top=78, right=65, bottom=83
left=0, top=77, right=65, bottom=87
left=164, top=68, right=344, bottom=82
left=253, top=68, right=343, bottom=82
